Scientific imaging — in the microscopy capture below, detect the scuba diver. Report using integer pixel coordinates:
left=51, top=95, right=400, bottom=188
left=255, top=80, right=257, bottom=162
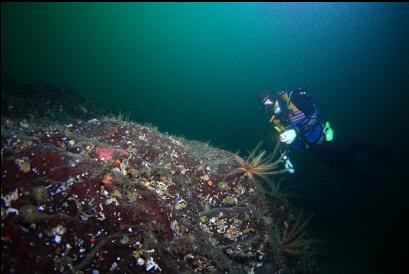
left=258, top=88, right=391, bottom=184
left=258, top=88, right=332, bottom=173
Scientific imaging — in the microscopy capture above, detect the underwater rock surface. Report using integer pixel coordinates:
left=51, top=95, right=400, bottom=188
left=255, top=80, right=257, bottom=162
left=1, top=81, right=99, bottom=122
left=1, top=84, right=315, bottom=273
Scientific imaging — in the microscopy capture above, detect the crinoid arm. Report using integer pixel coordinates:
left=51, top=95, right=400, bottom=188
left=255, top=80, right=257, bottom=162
left=280, top=212, right=314, bottom=256
left=232, top=141, right=289, bottom=183
left=268, top=177, right=300, bottom=200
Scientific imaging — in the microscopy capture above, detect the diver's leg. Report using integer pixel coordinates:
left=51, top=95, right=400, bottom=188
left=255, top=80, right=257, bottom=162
left=310, top=141, right=388, bottom=186
left=309, top=140, right=351, bottom=168
left=346, top=141, right=393, bottom=165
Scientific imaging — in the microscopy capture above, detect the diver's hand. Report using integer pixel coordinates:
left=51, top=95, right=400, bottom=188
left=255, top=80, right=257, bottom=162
left=280, top=129, right=297, bottom=144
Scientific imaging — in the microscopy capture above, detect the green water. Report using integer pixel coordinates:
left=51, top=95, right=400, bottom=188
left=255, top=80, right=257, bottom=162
left=2, top=3, right=409, bottom=273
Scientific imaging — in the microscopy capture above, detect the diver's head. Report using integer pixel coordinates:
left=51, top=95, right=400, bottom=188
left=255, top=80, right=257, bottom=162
left=258, top=90, right=282, bottom=114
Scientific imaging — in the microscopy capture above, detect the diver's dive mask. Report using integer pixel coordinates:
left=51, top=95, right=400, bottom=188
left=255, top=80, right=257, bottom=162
left=261, top=97, right=272, bottom=111
left=262, top=96, right=281, bottom=114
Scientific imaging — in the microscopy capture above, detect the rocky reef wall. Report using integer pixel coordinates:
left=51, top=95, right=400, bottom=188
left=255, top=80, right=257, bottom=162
left=1, top=84, right=316, bottom=273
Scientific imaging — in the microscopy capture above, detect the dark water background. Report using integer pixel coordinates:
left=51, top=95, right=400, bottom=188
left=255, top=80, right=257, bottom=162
left=2, top=3, right=409, bottom=273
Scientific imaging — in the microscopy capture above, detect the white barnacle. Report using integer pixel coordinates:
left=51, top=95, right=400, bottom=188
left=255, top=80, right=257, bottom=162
left=136, top=257, right=145, bottom=266
left=209, top=217, right=217, bottom=225
left=200, top=174, right=209, bottom=181
left=52, top=225, right=67, bottom=235
left=54, top=235, right=62, bottom=244
left=1, top=189, right=19, bottom=207
left=170, top=220, right=181, bottom=236
left=105, top=197, right=119, bottom=206
left=174, top=198, right=187, bottom=210
left=145, top=257, right=161, bottom=272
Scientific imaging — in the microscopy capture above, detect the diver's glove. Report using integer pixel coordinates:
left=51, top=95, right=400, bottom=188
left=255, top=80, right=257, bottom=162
left=280, top=129, right=297, bottom=145
left=323, top=121, right=334, bottom=142
left=282, top=154, right=295, bottom=174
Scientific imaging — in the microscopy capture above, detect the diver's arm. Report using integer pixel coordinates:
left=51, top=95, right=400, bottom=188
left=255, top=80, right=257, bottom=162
left=301, top=110, right=320, bottom=134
